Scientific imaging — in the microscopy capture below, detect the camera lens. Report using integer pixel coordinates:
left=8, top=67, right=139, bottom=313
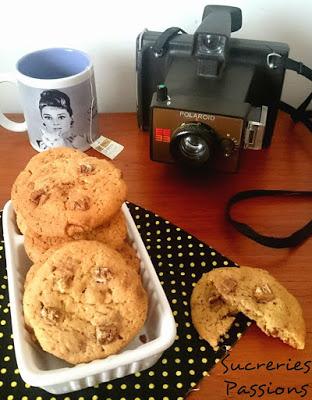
left=179, top=135, right=208, bottom=158
left=170, top=122, right=217, bottom=167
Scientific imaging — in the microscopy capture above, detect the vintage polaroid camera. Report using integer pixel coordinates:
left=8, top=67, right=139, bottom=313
left=136, top=5, right=289, bottom=172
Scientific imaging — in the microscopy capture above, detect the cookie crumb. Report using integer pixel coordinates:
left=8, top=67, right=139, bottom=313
left=139, top=334, right=147, bottom=343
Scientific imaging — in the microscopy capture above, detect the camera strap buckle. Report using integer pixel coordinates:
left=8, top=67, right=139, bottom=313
left=266, top=52, right=282, bottom=69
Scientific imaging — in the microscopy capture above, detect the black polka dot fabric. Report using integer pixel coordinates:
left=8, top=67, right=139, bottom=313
left=0, top=202, right=250, bottom=400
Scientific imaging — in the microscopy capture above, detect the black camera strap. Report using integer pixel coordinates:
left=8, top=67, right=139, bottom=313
left=279, top=56, right=312, bottom=132
left=226, top=190, right=312, bottom=248
left=152, top=27, right=186, bottom=57
left=284, top=57, right=312, bottom=80
left=280, top=100, right=312, bottom=132
left=226, top=56, right=312, bottom=248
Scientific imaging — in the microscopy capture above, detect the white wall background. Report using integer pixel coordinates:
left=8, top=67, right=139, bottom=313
left=0, top=0, right=311, bottom=113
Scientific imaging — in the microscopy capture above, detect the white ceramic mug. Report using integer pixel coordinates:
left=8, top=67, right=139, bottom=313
left=0, top=48, right=99, bottom=152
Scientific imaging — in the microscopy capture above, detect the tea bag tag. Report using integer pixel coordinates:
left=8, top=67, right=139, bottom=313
left=91, top=135, right=124, bottom=160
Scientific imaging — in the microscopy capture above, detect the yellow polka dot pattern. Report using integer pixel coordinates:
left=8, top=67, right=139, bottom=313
left=0, top=205, right=249, bottom=399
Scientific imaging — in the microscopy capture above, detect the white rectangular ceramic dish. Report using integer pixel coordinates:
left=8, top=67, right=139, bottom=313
left=2, top=200, right=176, bottom=394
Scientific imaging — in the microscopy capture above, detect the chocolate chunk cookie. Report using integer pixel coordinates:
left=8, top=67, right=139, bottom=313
left=24, top=211, right=127, bottom=263
left=209, top=266, right=306, bottom=350
left=23, top=240, right=148, bottom=364
left=11, top=148, right=127, bottom=237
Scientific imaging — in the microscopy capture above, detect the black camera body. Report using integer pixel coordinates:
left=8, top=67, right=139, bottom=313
left=136, top=5, right=289, bottom=172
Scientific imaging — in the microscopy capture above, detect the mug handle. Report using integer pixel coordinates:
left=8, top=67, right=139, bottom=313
left=0, top=73, right=27, bottom=132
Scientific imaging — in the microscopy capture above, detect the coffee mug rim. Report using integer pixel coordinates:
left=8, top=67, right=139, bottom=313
left=16, top=47, right=93, bottom=89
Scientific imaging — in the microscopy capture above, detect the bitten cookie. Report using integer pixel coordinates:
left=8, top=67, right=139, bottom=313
left=24, top=211, right=127, bottom=263
left=209, top=266, right=306, bottom=350
left=11, top=149, right=127, bottom=237
left=191, top=272, right=238, bottom=348
left=23, top=240, right=148, bottom=364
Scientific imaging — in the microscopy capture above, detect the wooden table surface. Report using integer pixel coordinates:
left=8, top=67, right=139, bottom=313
left=0, top=112, right=311, bottom=399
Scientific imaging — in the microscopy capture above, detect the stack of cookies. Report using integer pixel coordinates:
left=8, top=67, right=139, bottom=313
left=191, top=266, right=306, bottom=350
left=12, top=147, right=130, bottom=262
left=11, top=147, right=148, bottom=364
